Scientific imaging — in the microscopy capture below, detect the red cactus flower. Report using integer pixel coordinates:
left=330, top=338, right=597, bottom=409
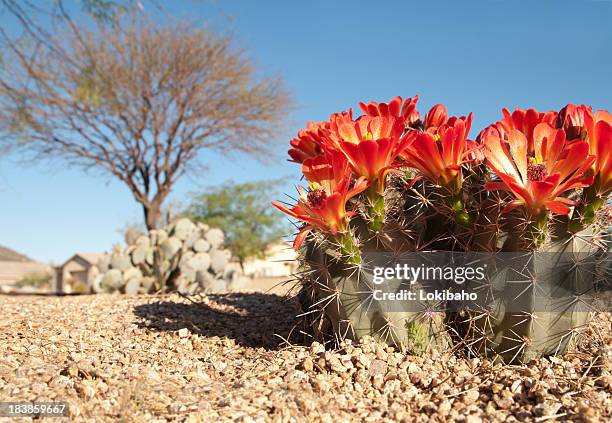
left=496, top=107, right=557, bottom=150
left=288, top=121, right=331, bottom=163
left=325, top=110, right=355, bottom=146
left=273, top=151, right=369, bottom=249
left=482, top=122, right=595, bottom=215
left=424, top=104, right=449, bottom=130
left=580, top=108, right=612, bottom=194
left=557, top=104, right=590, bottom=140
left=401, top=105, right=475, bottom=186
left=403, top=120, right=474, bottom=186
left=422, top=104, right=474, bottom=135
left=330, top=111, right=413, bottom=193
left=553, top=103, right=612, bottom=194
left=359, top=95, right=421, bottom=126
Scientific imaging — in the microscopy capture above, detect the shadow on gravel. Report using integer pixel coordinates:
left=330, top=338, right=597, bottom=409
left=133, top=292, right=303, bottom=350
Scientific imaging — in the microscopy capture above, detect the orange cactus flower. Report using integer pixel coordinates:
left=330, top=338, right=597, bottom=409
left=402, top=104, right=475, bottom=186
left=330, top=111, right=412, bottom=193
left=359, top=95, right=421, bottom=127
left=273, top=151, right=369, bottom=249
left=325, top=110, right=355, bottom=147
left=482, top=122, right=595, bottom=216
left=424, top=104, right=450, bottom=130
left=575, top=106, right=612, bottom=194
left=403, top=120, right=474, bottom=186
left=553, top=103, right=612, bottom=194
left=422, top=104, right=474, bottom=135
left=556, top=104, right=590, bottom=140
left=496, top=107, right=557, bottom=150
left=288, top=121, right=331, bottom=163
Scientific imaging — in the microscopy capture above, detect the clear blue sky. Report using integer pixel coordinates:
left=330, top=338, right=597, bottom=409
left=1, top=0, right=611, bottom=263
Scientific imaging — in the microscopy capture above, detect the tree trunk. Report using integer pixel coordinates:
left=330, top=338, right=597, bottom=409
left=142, top=202, right=161, bottom=231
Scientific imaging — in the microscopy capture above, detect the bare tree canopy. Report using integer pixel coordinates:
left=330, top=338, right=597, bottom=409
left=0, top=9, right=291, bottom=229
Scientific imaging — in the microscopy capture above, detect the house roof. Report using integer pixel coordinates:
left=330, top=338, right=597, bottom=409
left=74, top=252, right=106, bottom=265
left=55, top=252, right=105, bottom=270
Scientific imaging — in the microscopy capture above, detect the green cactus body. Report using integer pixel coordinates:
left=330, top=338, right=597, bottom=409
left=456, top=229, right=605, bottom=363
left=300, top=241, right=449, bottom=354
left=279, top=100, right=611, bottom=366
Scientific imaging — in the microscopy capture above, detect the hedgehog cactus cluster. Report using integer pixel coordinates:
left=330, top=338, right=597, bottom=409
left=274, top=96, right=611, bottom=363
left=90, top=218, right=249, bottom=295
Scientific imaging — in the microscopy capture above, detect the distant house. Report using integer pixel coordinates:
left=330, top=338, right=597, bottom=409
left=0, top=245, right=52, bottom=291
left=54, top=252, right=105, bottom=294
left=242, top=241, right=297, bottom=278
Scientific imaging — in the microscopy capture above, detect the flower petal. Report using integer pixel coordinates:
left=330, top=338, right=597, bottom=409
left=293, top=226, right=312, bottom=250
left=546, top=200, right=571, bottom=215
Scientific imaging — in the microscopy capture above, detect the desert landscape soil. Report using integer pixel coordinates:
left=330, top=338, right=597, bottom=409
left=0, top=289, right=610, bottom=422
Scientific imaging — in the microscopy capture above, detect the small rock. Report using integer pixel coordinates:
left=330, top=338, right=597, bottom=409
left=368, top=359, right=387, bottom=377
left=302, top=357, right=314, bottom=372
left=310, top=342, right=325, bottom=355
left=510, top=379, right=523, bottom=394
left=493, top=393, right=514, bottom=409
left=463, top=389, right=480, bottom=404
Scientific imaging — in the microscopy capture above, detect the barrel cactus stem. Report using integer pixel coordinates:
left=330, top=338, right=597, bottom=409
left=279, top=98, right=610, bottom=362
left=449, top=190, right=473, bottom=228
left=525, top=212, right=549, bottom=249
left=366, top=187, right=386, bottom=232
left=443, top=174, right=473, bottom=228
left=569, top=185, right=606, bottom=233
left=338, top=231, right=361, bottom=265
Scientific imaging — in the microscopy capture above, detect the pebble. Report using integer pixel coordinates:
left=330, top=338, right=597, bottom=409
left=0, top=294, right=610, bottom=422
left=302, top=357, right=314, bottom=372
left=368, top=359, right=387, bottom=377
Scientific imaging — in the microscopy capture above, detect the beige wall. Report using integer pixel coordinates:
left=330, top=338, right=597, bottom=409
left=243, top=243, right=297, bottom=278
left=0, top=261, right=52, bottom=286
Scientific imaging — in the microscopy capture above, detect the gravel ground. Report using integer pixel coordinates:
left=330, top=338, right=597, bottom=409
left=0, top=293, right=610, bottom=422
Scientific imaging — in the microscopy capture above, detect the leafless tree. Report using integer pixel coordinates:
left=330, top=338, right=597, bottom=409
left=0, top=8, right=291, bottom=229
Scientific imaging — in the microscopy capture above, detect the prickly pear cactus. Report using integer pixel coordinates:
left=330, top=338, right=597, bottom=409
left=90, top=218, right=250, bottom=295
